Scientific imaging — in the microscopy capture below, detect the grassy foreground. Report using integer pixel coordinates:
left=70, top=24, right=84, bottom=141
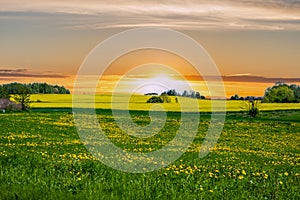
left=0, top=109, right=299, bottom=199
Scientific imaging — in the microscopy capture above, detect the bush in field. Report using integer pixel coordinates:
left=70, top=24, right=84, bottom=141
left=147, top=96, right=163, bottom=103
left=249, top=106, right=259, bottom=117
left=160, top=94, right=171, bottom=103
left=147, top=95, right=171, bottom=103
left=241, top=100, right=260, bottom=117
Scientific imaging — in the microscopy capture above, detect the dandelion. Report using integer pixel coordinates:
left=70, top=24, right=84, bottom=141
left=264, top=174, right=268, bottom=179
left=242, top=170, right=246, bottom=175
left=209, top=190, right=213, bottom=193
left=284, top=172, right=289, bottom=176
left=279, top=181, right=283, bottom=185
left=200, top=187, right=204, bottom=191
left=238, top=175, right=244, bottom=180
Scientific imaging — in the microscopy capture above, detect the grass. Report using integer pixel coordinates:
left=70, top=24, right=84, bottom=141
left=0, top=107, right=299, bottom=199
left=30, top=94, right=300, bottom=112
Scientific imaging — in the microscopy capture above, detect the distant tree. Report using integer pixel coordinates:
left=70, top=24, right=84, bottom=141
left=12, top=84, right=31, bottom=110
left=0, top=85, right=10, bottom=99
left=290, top=84, right=300, bottom=102
left=167, top=89, right=177, bottom=96
left=182, top=90, right=188, bottom=97
left=190, top=90, right=196, bottom=98
left=263, top=83, right=295, bottom=103
left=230, top=94, right=239, bottom=100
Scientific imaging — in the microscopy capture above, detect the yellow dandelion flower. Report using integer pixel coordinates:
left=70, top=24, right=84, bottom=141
left=264, top=174, right=268, bottom=179
left=284, top=172, right=289, bottom=176
left=209, top=190, right=213, bottom=193
left=279, top=181, right=283, bottom=185
left=238, top=175, right=244, bottom=180
left=200, top=187, right=204, bottom=191
left=242, top=170, right=246, bottom=175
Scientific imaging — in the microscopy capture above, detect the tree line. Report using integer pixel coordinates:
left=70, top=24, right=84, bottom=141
left=230, top=82, right=300, bottom=103
left=0, top=82, right=70, bottom=95
left=145, top=89, right=205, bottom=99
left=146, top=89, right=205, bottom=103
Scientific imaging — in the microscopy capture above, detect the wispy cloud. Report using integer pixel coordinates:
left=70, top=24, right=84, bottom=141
left=1, top=0, right=300, bottom=30
left=223, top=74, right=300, bottom=83
left=184, top=74, right=300, bottom=83
left=0, top=68, right=27, bottom=73
left=0, top=68, right=68, bottom=78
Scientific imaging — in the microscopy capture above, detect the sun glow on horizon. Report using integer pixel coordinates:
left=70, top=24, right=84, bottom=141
left=131, top=73, right=189, bottom=95
left=107, top=63, right=192, bottom=95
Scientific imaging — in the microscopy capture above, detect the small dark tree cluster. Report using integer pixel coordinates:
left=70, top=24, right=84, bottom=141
left=161, top=89, right=205, bottom=99
left=144, top=93, right=158, bottom=96
left=230, top=94, right=263, bottom=101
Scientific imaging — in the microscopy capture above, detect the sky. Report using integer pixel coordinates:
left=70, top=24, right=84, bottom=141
left=0, top=0, right=299, bottom=97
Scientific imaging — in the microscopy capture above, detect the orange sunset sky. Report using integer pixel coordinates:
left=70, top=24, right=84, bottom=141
left=0, top=1, right=299, bottom=97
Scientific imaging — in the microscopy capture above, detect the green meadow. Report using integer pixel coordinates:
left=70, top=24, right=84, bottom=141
left=0, top=94, right=299, bottom=199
